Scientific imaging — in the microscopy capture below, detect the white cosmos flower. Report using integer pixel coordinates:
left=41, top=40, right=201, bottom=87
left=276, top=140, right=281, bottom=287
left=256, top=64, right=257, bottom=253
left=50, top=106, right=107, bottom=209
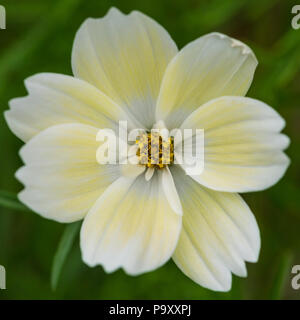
left=5, top=8, right=290, bottom=292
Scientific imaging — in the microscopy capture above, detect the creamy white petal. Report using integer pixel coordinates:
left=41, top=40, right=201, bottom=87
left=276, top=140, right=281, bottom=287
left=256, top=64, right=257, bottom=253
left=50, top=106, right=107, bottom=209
left=80, top=171, right=182, bottom=275
left=145, top=167, right=155, bottom=181
left=156, top=32, right=258, bottom=128
left=17, top=123, right=120, bottom=222
left=180, top=96, right=290, bottom=192
left=162, top=166, right=182, bottom=215
left=5, top=73, right=133, bottom=142
left=171, top=166, right=260, bottom=291
left=72, top=7, right=178, bottom=128
left=121, top=164, right=145, bottom=178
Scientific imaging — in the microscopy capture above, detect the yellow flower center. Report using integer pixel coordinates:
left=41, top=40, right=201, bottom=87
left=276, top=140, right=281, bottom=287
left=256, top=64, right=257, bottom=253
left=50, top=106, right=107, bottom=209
left=136, top=132, right=174, bottom=169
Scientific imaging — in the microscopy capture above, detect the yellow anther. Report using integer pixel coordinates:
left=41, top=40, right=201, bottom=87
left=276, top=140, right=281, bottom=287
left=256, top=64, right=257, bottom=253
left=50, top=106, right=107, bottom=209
left=136, top=132, right=174, bottom=169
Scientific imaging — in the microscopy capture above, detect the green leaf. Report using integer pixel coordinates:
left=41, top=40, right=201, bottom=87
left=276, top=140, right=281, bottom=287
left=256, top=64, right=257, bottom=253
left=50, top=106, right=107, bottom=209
left=51, top=221, right=81, bottom=291
left=0, top=190, right=32, bottom=213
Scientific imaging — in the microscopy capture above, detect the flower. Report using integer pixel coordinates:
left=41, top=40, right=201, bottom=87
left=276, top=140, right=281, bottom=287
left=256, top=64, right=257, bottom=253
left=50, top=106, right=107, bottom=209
left=4, top=7, right=290, bottom=292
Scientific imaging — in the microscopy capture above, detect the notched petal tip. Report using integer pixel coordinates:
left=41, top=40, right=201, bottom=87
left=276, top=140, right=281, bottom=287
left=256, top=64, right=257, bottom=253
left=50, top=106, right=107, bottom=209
left=3, top=109, right=12, bottom=129
left=207, top=32, right=258, bottom=63
left=17, top=143, right=30, bottom=164
left=79, top=7, right=124, bottom=27
left=14, top=166, right=25, bottom=183
left=215, top=277, right=232, bottom=292
left=107, top=6, right=123, bottom=15
left=24, top=72, right=55, bottom=90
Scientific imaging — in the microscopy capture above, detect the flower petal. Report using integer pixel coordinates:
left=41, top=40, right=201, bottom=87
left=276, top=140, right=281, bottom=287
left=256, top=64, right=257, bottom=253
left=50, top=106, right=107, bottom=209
left=156, top=32, right=258, bottom=128
left=17, top=123, right=121, bottom=222
left=171, top=166, right=260, bottom=291
left=162, top=166, right=182, bottom=215
left=145, top=167, right=155, bottom=181
left=5, top=73, right=133, bottom=142
left=72, top=8, right=178, bottom=128
left=180, top=96, right=290, bottom=192
left=80, top=171, right=182, bottom=275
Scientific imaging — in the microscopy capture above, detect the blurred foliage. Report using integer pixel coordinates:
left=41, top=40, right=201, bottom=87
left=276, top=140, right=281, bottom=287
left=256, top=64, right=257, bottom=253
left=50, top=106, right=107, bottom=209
left=0, top=0, right=299, bottom=299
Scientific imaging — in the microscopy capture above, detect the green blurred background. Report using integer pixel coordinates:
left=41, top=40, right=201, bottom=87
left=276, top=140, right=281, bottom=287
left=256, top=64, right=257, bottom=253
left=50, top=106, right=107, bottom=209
left=0, top=0, right=299, bottom=299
